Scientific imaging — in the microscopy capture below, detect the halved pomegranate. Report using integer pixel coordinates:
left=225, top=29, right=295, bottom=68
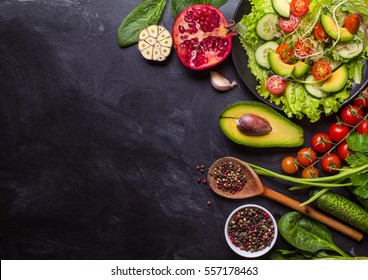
left=172, top=4, right=236, bottom=70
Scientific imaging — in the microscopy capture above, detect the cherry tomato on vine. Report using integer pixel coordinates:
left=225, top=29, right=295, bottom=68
left=328, top=122, right=350, bottom=143
left=341, top=105, right=363, bottom=125
left=337, top=141, right=350, bottom=160
left=281, top=156, right=299, bottom=174
left=344, top=13, right=360, bottom=34
left=353, top=87, right=368, bottom=107
left=279, top=14, right=299, bottom=33
left=276, top=44, right=294, bottom=64
left=290, top=0, right=310, bottom=17
left=266, top=75, right=287, bottom=95
left=301, top=166, right=319, bottom=178
left=312, top=61, right=332, bottom=80
left=311, top=132, right=332, bottom=153
left=321, top=153, right=341, bottom=174
left=313, top=21, right=329, bottom=42
left=357, top=120, right=368, bottom=135
left=297, top=147, right=317, bottom=167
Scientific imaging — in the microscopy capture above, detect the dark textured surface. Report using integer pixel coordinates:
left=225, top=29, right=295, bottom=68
left=0, top=0, right=366, bottom=260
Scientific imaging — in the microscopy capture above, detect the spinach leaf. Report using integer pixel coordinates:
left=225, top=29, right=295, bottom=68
left=269, top=249, right=367, bottom=260
left=118, top=0, right=166, bottom=47
left=278, top=212, right=348, bottom=257
left=171, top=0, right=227, bottom=18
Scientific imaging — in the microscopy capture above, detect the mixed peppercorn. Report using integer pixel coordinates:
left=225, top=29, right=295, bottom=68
left=212, top=161, right=247, bottom=194
left=227, top=207, right=275, bottom=253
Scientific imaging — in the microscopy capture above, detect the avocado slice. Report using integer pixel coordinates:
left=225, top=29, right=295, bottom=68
left=293, top=61, right=310, bottom=78
left=219, top=101, right=304, bottom=148
left=269, top=52, right=294, bottom=76
left=320, top=14, right=354, bottom=42
left=272, top=0, right=290, bottom=18
left=321, top=64, right=348, bottom=93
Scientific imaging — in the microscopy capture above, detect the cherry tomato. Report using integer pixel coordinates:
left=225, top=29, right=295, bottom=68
left=321, top=153, right=341, bottom=174
left=353, top=87, right=368, bottom=107
left=340, top=105, right=363, bottom=125
left=357, top=120, right=368, bottom=135
left=312, top=61, right=332, bottom=80
left=313, top=21, right=329, bottom=42
left=290, top=0, right=310, bottom=17
left=337, top=141, right=350, bottom=160
left=266, top=75, right=287, bottom=95
left=328, top=122, right=350, bottom=143
left=294, top=38, right=314, bottom=58
left=281, top=156, right=299, bottom=174
left=276, top=44, right=294, bottom=64
left=344, top=13, right=360, bottom=34
left=311, top=132, right=332, bottom=153
left=301, top=166, right=319, bottom=178
left=297, top=147, right=317, bottom=167
left=279, top=14, right=299, bottom=33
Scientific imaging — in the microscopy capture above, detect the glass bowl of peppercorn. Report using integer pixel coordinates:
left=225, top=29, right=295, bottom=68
left=224, top=204, right=278, bottom=258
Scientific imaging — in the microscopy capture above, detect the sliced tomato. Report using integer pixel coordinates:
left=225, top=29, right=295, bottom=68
left=279, top=14, right=299, bottom=33
left=294, top=38, right=314, bottom=58
left=344, top=13, right=360, bottom=34
left=290, top=0, right=310, bottom=17
left=313, top=21, right=329, bottom=41
left=275, top=44, right=294, bottom=64
left=266, top=75, right=287, bottom=95
left=312, top=60, right=332, bottom=80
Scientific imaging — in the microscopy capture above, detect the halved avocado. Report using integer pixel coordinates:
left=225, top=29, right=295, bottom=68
left=219, top=101, right=304, bottom=148
left=272, top=0, right=290, bottom=18
left=269, top=52, right=294, bottom=76
left=293, top=61, right=310, bottom=78
left=320, top=14, right=354, bottom=42
left=321, top=64, right=348, bottom=93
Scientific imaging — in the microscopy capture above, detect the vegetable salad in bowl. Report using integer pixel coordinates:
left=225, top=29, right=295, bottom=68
left=236, top=0, right=368, bottom=122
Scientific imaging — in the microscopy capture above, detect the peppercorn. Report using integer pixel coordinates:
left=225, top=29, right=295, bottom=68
left=227, top=207, right=274, bottom=253
left=212, top=161, right=247, bottom=194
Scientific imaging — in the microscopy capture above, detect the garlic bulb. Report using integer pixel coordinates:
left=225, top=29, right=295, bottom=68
left=138, top=25, right=172, bottom=61
left=210, top=71, right=238, bottom=91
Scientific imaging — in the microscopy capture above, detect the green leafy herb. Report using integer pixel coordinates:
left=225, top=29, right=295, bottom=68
left=170, top=0, right=227, bottom=18
left=118, top=0, right=166, bottom=47
left=278, top=212, right=349, bottom=257
left=346, top=132, right=368, bottom=153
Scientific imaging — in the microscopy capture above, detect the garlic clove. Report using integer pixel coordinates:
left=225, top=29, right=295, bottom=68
left=210, top=71, right=238, bottom=92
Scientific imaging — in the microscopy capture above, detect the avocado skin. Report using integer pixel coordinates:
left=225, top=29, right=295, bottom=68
left=219, top=101, right=304, bottom=148
left=312, top=190, right=368, bottom=233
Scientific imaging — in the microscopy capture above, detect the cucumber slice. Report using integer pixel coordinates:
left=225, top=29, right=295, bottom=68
left=323, top=57, right=342, bottom=70
left=255, top=41, right=279, bottom=69
left=304, top=75, right=327, bottom=99
left=336, top=35, right=363, bottom=59
left=256, top=13, right=279, bottom=41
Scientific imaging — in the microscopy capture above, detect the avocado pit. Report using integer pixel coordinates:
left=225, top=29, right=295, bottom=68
left=237, top=114, right=272, bottom=136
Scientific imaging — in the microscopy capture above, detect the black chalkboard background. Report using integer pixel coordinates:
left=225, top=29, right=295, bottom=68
left=0, top=0, right=366, bottom=259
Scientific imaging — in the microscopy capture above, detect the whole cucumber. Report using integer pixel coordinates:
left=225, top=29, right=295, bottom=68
left=348, top=186, right=368, bottom=212
left=311, top=190, right=368, bottom=233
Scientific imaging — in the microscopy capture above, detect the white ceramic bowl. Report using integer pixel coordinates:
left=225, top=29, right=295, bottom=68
left=224, top=204, right=278, bottom=258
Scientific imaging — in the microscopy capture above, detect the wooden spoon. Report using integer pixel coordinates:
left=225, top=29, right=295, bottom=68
left=208, top=156, right=363, bottom=242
